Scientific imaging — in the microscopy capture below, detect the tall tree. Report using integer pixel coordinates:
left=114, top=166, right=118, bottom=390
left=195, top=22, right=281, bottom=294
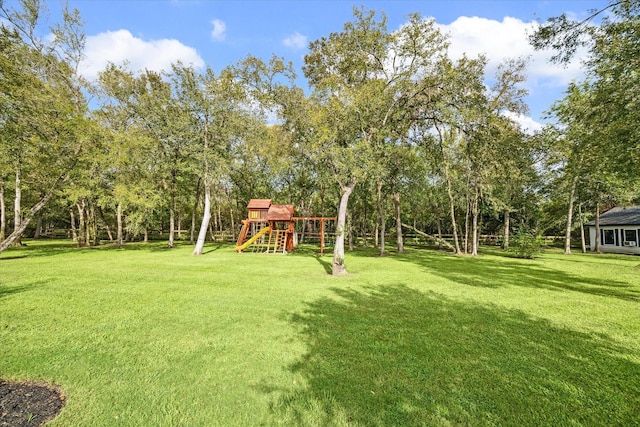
left=96, top=64, right=164, bottom=245
left=0, top=0, right=90, bottom=253
left=187, top=65, right=247, bottom=255
left=304, top=7, right=448, bottom=273
left=531, top=0, right=640, bottom=224
left=410, top=55, right=487, bottom=255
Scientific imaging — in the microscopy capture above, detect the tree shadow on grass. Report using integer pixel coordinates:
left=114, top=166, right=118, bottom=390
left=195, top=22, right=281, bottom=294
left=0, top=285, right=30, bottom=300
left=98, top=241, right=196, bottom=252
left=393, top=249, right=640, bottom=302
left=0, top=239, right=178, bottom=258
left=269, top=285, right=640, bottom=426
left=313, top=255, right=332, bottom=274
left=0, top=240, right=75, bottom=260
left=202, top=243, right=228, bottom=254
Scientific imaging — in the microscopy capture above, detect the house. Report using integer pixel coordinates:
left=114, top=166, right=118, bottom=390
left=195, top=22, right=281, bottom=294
left=586, top=206, right=640, bottom=255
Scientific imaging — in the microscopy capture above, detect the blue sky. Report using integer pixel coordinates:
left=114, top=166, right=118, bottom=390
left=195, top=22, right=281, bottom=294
left=13, top=0, right=608, bottom=130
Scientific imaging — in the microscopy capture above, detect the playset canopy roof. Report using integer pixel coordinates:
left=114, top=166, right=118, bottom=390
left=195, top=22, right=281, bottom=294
left=247, top=199, right=272, bottom=210
left=267, top=204, right=295, bottom=221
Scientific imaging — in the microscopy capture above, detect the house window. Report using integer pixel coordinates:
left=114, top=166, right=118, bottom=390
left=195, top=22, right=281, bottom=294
left=625, top=229, right=638, bottom=242
left=603, top=229, right=615, bottom=245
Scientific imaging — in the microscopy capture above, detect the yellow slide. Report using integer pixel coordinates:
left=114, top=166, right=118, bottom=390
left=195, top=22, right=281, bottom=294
left=235, top=226, right=271, bottom=252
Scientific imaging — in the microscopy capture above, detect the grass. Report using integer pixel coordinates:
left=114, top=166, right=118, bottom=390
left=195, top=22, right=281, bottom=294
left=1, top=240, right=639, bottom=426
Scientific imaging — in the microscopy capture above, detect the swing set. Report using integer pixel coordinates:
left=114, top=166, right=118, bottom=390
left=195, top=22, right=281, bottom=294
left=235, top=199, right=336, bottom=254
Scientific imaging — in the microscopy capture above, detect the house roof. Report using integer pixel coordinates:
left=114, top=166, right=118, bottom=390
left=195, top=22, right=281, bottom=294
left=267, top=204, right=295, bottom=221
left=247, top=199, right=271, bottom=210
left=585, top=206, right=640, bottom=226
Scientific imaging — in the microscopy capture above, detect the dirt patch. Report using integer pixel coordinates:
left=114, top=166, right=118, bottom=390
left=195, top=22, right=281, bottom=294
left=0, top=380, right=65, bottom=426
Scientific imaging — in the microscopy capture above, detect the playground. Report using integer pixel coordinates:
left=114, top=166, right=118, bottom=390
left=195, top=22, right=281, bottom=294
left=235, top=199, right=336, bottom=254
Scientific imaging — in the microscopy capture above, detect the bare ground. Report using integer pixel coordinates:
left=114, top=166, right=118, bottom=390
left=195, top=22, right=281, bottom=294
left=0, top=380, right=65, bottom=426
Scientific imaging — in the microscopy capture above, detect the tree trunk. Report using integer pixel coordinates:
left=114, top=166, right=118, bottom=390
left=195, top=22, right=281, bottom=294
left=594, top=201, right=601, bottom=253
left=69, top=208, right=78, bottom=241
left=444, top=166, right=462, bottom=254
left=0, top=187, right=57, bottom=253
left=393, top=192, right=404, bottom=253
left=193, top=181, right=212, bottom=255
left=362, top=200, right=368, bottom=247
left=190, top=206, right=197, bottom=245
left=374, top=223, right=379, bottom=248
left=348, top=211, right=354, bottom=251
left=167, top=168, right=177, bottom=248
left=208, top=220, right=215, bottom=241
left=377, top=181, right=386, bottom=255
left=116, top=203, right=123, bottom=246
left=471, top=182, right=479, bottom=257
left=13, top=168, right=22, bottom=246
left=464, top=193, right=470, bottom=254
left=564, top=174, right=579, bottom=255
left=85, top=203, right=91, bottom=247
left=0, top=141, right=80, bottom=253
left=502, top=209, right=510, bottom=250
left=0, top=179, right=5, bottom=241
left=333, top=179, right=355, bottom=276
left=76, top=201, right=87, bottom=247
left=229, top=205, right=235, bottom=241
left=97, top=207, right=113, bottom=242
left=579, top=203, right=586, bottom=253
left=212, top=202, right=218, bottom=234
left=194, top=115, right=212, bottom=255
left=33, top=211, right=42, bottom=239
left=190, top=178, right=201, bottom=245
left=168, top=203, right=175, bottom=248
left=228, top=194, right=236, bottom=241
left=401, top=222, right=455, bottom=251
left=90, top=204, right=99, bottom=246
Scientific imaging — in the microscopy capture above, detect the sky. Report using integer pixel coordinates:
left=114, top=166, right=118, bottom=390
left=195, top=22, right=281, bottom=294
left=6, top=0, right=608, bottom=132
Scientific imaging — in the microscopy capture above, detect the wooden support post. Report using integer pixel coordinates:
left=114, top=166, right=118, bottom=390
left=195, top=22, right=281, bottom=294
left=292, top=216, right=336, bottom=254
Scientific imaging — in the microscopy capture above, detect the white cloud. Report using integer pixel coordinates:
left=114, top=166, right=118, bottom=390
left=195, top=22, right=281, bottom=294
left=502, top=111, right=543, bottom=135
left=436, top=16, right=586, bottom=89
left=283, top=32, right=308, bottom=50
left=79, top=29, right=204, bottom=81
left=211, top=19, right=226, bottom=42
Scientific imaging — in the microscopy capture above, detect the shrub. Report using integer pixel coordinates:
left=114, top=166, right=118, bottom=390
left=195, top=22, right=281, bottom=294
left=511, top=225, right=543, bottom=259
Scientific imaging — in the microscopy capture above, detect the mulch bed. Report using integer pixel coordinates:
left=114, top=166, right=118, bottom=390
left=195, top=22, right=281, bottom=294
left=0, top=380, right=65, bottom=426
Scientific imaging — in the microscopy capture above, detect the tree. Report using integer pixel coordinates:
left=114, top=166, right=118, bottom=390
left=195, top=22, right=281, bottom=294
left=96, top=64, right=164, bottom=245
left=98, top=64, right=199, bottom=248
left=529, top=0, right=638, bottom=65
left=531, top=0, right=640, bottom=228
left=0, top=0, right=90, bottom=253
left=304, top=7, right=448, bottom=273
left=410, top=55, right=485, bottom=255
left=545, top=83, right=596, bottom=254
left=187, top=65, right=246, bottom=255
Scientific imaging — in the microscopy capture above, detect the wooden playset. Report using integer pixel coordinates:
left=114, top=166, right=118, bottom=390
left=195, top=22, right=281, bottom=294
left=235, top=199, right=336, bottom=254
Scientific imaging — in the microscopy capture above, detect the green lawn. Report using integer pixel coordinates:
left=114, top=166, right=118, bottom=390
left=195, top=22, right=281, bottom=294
left=1, top=240, right=639, bottom=426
